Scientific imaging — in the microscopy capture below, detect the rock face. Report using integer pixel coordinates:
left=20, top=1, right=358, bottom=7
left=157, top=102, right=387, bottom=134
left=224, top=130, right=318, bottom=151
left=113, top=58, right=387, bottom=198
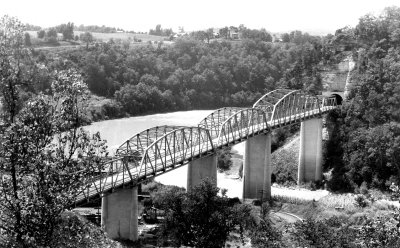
left=321, top=55, right=355, bottom=101
left=343, top=57, right=356, bottom=100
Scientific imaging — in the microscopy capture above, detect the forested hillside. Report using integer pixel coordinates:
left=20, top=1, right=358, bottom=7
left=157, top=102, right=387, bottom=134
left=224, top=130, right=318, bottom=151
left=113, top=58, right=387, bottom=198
left=324, top=6, right=400, bottom=191
left=35, top=30, right=333, bottom=120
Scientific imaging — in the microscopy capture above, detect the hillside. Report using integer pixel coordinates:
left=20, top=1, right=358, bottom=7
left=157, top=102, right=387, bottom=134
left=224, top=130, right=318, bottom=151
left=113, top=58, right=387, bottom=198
left=271, top=133, right=300, bottom=186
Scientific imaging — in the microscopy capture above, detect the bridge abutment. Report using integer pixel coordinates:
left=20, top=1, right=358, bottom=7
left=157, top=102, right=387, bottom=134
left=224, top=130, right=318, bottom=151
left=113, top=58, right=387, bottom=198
left=242, top=134, right=271, bottom=200
left=101, top=187, right=138, bottom=241
left=298, top=118, right=323, bottom=183
left=187, top=154, right=217, bottom=190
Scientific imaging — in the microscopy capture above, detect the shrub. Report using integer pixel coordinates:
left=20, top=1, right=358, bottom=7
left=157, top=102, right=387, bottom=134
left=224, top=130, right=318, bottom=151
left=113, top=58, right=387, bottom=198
left=50, top=211, right=119, bottom=248
left=354, top=195, right=368, bottom=208
left=217, top=147, right=232, bottom=172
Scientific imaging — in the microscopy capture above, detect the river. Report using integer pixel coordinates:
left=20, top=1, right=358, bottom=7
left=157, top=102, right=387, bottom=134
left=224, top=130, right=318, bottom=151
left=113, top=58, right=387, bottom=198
left=83, top=110, right=244, bottom=196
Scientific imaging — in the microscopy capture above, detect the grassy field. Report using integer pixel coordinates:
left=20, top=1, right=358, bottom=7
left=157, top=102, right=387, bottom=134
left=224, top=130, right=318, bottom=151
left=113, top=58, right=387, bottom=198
left=74, top=31, right=166, bottom=42
left=26, top=30, right=166, bottom=44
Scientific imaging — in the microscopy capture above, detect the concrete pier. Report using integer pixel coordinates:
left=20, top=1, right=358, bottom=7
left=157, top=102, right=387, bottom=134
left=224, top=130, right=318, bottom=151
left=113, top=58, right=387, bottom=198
left=243, top=134, right=271, bottom=200
left=187, top=154, right=217, bottom=190
left=101, top=187, right=138, bottom=241
left=298, top=118, right=323, bottom=183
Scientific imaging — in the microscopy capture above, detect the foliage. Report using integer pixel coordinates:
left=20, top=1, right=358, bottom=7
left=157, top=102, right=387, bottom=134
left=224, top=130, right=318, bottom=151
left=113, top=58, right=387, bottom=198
left=49, top=211, right=119, bottom=248
left=249, top=204, right=284, bottom=248
left=80, top=31, right=94, bottom=49
left=24, top=32, right=31, bottom=46
left=149, top=24, right=173, bottom=37
left=37, top=29, right=45, bottom=39
left=39, top=29, right=324, bottom=116
left=55, top=22, right=74, bottom=40
left=358, top=213, right=400, bottom=248
left=354, top=195, right=369, bottom=208
left=153, top=178, right=255, bottom=248
left=76, top=24, right=118, bottom=33
left=0, top=16, right=108, bottom=247
left=324, top=7, right=400, bottom=192
left=217, top=147, right=232, bottom=172
left=288, top=216, right=357, bottom=248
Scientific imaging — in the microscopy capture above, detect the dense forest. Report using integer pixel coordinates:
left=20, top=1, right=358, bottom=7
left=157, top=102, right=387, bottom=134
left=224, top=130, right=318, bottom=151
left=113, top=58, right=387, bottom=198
left=34, top=28, right=329, bottom=120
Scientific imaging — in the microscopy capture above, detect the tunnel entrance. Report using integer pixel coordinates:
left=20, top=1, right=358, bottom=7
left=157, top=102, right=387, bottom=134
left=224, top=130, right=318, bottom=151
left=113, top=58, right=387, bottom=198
left=330, top=93, right=343, bottom=105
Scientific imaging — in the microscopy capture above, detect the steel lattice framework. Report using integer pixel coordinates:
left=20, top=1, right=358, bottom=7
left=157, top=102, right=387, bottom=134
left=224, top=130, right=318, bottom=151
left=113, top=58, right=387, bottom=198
left=115, top=125, right=185, bottom=158
left=217, top=108, right=269, bottom=146
left=74, top=89, right=339, bottom=205
left=198, top=107, right=245, bottom=139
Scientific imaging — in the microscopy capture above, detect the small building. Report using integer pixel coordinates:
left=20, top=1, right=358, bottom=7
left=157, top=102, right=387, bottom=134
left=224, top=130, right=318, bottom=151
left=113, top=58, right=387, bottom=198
left=230, top=32, right=239, bottom=39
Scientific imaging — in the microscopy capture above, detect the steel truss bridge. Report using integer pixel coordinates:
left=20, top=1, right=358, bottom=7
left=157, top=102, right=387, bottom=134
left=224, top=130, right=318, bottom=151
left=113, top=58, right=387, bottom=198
left=74, top=89, right=338, bottom=205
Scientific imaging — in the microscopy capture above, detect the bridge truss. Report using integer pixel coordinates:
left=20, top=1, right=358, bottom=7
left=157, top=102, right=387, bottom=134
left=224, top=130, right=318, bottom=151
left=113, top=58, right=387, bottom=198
left=74, top=89, right=338, bottom=205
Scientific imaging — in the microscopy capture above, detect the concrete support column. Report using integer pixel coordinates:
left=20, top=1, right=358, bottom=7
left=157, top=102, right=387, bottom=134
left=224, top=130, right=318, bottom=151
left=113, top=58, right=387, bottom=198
left=101, top=187, right=138, bottom=241
left=242, top=134, right=271, bottom=200
left=187, top=155, right=217, bottom=190
left=101, top=193, right=108, bottom=230
left=298, top=118, right=323, bottom=183
left=263, top=134, right=272, bottom=201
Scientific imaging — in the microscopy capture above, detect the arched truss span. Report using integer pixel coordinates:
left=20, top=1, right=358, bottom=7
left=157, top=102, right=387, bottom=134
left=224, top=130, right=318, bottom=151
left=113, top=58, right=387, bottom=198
left=217, top=108, right=269, bottom=146
left=253, top=89, right=295, bottom=120
left=198, top=107, right=245, bottom=139
left=138, top=126, right=214, bottom=181
left=115, top=125, right=185, bottom=158
left=254, top=90, right=338, bottom=127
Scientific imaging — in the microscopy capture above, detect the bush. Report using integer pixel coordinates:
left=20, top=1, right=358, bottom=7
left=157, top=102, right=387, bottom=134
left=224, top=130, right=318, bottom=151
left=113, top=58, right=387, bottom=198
left=217, top=147, right=232, bottom=172
left=354, top=195, right=368, bottom=208
left=50, top=211, right=119, bottom=248
left=288, top=217, right=356, bottom=248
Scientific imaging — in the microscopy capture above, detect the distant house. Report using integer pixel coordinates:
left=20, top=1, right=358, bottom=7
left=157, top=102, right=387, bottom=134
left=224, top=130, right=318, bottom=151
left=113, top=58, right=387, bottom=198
left=230, top=32, right=239, bottom=39
left=213, top=28, right=220, bottom=38
left=172, top=32, right=188, bottom=39
left=229, top=27, right=239, bottom=39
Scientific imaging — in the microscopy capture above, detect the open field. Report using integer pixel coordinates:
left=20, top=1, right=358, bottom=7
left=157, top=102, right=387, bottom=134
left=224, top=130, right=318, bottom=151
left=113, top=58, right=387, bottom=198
left=74, top=31, right=167, bottom=42
left=26, top=30, right=167, bottom=43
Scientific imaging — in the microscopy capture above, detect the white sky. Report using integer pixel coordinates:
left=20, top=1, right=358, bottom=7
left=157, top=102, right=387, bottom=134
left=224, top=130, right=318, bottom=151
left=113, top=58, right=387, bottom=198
left=1, top=0, right=399, bottom=34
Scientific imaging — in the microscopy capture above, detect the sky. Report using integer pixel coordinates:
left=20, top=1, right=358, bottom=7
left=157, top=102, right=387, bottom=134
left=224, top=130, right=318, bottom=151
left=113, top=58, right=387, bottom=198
left=1, top=0, right=399, bottom=34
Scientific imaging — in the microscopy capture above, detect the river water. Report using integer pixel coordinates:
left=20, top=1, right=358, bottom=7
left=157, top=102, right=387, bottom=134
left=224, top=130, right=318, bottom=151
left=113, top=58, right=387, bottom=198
left=83, top=110, right=241, bottom=191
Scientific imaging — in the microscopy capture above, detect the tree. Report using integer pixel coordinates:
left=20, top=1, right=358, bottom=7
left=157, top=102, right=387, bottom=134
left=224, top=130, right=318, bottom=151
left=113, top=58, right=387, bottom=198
left=219, top=26, right=229, bottom=39
left=46, top=28, right=57, bottom=38
left=37, top=29, right=45, bottom=39
left=55, top=22, right=74, bottom=40
left=281, top=33, right=290, bottom=42
left=217, top=147, right=232, bottom=171
left=288, top=217, right=356, bottom=247
left=80, top=31, right=93, bottom=49
left=154, top=178, right=254, bottom=248
left=0, top=16, right=108, bottom=247
left=24, top=32, right=31, bottom=46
